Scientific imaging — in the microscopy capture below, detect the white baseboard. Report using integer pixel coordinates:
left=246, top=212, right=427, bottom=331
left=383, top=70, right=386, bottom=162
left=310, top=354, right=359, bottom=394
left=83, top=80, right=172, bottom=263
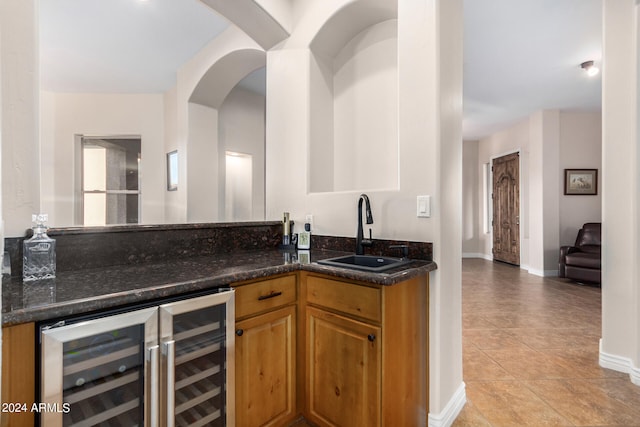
left=526, top=267, right=559, bottom=277
left=632, top=367, right=640, bottom=386
left=461, top=253, right=492, bottom=260
left=428, top=382, right=467, bottom=427
left=599, top=339, right=640, bottom=386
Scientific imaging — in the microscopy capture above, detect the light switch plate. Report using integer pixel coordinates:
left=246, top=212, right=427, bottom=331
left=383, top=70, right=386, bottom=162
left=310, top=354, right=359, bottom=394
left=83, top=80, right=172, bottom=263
left=417, top=195, right=431, bottom=218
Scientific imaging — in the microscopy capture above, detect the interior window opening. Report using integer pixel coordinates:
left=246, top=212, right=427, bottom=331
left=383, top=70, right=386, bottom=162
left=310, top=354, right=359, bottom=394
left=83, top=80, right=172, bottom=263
left=80, top=137, right=141, bottom=226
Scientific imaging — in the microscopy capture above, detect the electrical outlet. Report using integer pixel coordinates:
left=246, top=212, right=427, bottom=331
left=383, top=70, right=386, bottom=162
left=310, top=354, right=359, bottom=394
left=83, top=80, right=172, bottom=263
left=305, top=214, right=313, bottom=229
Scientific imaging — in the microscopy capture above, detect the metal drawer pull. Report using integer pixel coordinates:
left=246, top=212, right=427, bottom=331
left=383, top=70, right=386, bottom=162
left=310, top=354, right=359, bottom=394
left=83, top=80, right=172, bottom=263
left=257, top=291, right=283, bottom=301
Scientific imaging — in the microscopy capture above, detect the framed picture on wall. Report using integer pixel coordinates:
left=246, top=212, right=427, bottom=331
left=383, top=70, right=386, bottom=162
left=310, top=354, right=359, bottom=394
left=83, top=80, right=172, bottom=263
left=564, top=169, right=597, bottom=195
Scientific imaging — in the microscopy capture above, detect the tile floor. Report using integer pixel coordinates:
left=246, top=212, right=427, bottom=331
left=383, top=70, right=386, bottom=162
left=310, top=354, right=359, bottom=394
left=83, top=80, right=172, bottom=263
left=454, top=258, right=640, bottom=426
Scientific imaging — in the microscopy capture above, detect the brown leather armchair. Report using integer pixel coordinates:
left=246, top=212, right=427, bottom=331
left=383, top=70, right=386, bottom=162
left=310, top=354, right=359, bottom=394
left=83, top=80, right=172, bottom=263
left=559, top=222, right=601, bottom=284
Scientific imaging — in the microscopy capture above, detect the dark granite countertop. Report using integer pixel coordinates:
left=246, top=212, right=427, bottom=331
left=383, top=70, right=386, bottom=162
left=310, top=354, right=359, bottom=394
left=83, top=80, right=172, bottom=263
left=2, top=249, right=436, bottom=326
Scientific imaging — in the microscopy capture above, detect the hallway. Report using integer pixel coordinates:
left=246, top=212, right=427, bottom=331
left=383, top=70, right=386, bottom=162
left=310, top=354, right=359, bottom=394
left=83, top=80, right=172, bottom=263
left=454, top=259, right=640, bottom=426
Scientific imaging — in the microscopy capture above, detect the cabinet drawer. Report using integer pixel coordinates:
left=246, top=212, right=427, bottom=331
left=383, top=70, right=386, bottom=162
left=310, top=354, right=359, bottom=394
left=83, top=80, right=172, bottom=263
left=306, top=275, right=381, bottom=323
left=234, top=275, right=297, bottom=318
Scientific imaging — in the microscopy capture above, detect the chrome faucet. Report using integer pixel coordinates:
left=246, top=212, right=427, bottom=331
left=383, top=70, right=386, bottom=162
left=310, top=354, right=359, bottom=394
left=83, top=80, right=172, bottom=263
left=356, top=194, right=374, bottom=255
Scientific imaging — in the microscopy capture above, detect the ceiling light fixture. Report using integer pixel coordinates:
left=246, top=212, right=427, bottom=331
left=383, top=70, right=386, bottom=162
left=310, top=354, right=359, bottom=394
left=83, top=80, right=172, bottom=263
left=581, top=60, right=599, bottom=77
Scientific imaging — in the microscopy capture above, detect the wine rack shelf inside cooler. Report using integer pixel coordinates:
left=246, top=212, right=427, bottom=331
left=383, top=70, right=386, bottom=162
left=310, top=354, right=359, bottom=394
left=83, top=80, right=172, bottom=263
left=61, top=326, right=144, bottom=426
left=172, top=313, right=225, bottom=426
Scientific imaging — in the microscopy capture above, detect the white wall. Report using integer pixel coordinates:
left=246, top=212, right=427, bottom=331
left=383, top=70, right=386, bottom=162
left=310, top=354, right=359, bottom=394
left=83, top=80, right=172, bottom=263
left=309, top=52, right=335, bottom=193
left=163, top=85, right=184, bottom=223
left=265, top=0, right=464, bottom=422
left=332, top=19, right=398, bottom=192
left=165, top=26, right=263, bottom=223
left=183, top=87, right=266, bottom=224
left=218, top=87, right=265, bottom=221
left=1, top=0, right=39, bottom=236
left=462, top=140, right=480, bottom=256
left=187, top=102, right=219, bottom=222
left=39, top=92, right=165, bottom=227
left=2, top=0, right=466, bottom=421
left=254, top=0, right=293, bottom=33
left=309, top=19, right=398, bottom=194
left=559, top=111, right=602, bottom=244
left=470, top=110, right=601, bottom=276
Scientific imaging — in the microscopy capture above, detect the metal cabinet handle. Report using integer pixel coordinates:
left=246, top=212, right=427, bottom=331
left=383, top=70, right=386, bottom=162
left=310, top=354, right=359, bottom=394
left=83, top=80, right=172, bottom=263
left=258, top=291, right=283, bottom=301
left=368, top=334, right=376, bottom=342
left=236, top=329, right=244, bottom=336
left=164, top=340, right=176, bottom=427
left=148, top=345, right=159, bottom=427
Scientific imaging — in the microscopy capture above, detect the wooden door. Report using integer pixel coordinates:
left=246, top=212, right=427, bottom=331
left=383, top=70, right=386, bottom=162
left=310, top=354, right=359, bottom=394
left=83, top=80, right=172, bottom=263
left=492, top=152, right=520, bottom=265
left=235, top=306, right=297, bottom=427
left=306, top=307, right=381, bottom=427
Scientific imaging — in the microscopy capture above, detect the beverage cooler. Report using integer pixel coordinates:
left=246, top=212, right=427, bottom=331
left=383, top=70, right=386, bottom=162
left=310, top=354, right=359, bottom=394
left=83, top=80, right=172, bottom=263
left=39, top=288, right=235, bottom=427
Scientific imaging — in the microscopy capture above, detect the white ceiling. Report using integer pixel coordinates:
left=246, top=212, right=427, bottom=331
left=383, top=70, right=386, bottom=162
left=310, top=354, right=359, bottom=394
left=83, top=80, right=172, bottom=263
left=463, top=0, right=602, bottom=140
left=39, top=0, right=602, bottom=140
left=39, top=0, right=229, bottom=93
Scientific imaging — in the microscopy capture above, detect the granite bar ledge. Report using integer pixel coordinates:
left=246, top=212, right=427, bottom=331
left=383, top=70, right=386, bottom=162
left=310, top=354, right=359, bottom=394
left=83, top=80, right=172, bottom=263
left=3, top=222, right=436, bottom=326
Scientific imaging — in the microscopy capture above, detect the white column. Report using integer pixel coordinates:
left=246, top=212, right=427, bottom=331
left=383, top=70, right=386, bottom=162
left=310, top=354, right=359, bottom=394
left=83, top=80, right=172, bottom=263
left=399, top=0, right=465, bottom=423
left=528, top=110, right=560, bottom=277
left=600, top=0, right=640, bottom=385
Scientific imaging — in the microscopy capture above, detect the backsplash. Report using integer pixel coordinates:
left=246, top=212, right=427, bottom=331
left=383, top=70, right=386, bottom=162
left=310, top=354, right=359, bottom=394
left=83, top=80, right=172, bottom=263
left=4, top=221, right=433, bottom=277
left=4, top=222, right=283, bottom=275
left=311, top=235, right=433, bottom=261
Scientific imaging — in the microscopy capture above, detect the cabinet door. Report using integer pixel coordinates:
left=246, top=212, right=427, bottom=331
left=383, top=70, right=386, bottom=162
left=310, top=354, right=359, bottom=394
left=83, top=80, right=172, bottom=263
left=306, top=307, right=381, bottom=427
left=159, top=290, right=235, bottom=427
left=2, top=323, right=35, bottom=427
left=40, top=307, right=158, bottom=427
left=235, top=305, right=296, bottom=427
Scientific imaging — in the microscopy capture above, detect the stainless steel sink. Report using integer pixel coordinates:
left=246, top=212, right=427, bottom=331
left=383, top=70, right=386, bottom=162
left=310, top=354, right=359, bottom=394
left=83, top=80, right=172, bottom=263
left=317, top=254, right=411, bottom=273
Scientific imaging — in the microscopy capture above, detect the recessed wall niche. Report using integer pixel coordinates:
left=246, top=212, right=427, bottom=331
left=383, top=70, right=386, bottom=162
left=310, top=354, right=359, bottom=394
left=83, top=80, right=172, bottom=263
left=309, top=1, right=398, bottom=193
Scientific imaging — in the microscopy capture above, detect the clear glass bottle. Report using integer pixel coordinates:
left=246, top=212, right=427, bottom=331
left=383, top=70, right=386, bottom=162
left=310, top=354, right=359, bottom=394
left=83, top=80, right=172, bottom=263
left=23, top=214, right=56, bottom=281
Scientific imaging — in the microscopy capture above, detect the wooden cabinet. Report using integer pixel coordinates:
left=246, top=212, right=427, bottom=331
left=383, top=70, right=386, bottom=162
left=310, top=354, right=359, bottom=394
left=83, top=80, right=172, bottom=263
left=1, top=267, right=428, bottom=427
left=302, top=273, right=428, bottom=427
left=1, top=322, right=36, bottom=427
left=306, top=306, right=381, bottom=427
left=233, top=274, right=298, bottom=427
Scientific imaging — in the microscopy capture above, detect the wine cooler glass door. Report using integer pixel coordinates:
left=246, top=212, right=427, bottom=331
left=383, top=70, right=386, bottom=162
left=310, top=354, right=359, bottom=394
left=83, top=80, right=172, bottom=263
left=159, top=289, right=235, bottom=427
left=41, top=307, right=159, bottom=427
